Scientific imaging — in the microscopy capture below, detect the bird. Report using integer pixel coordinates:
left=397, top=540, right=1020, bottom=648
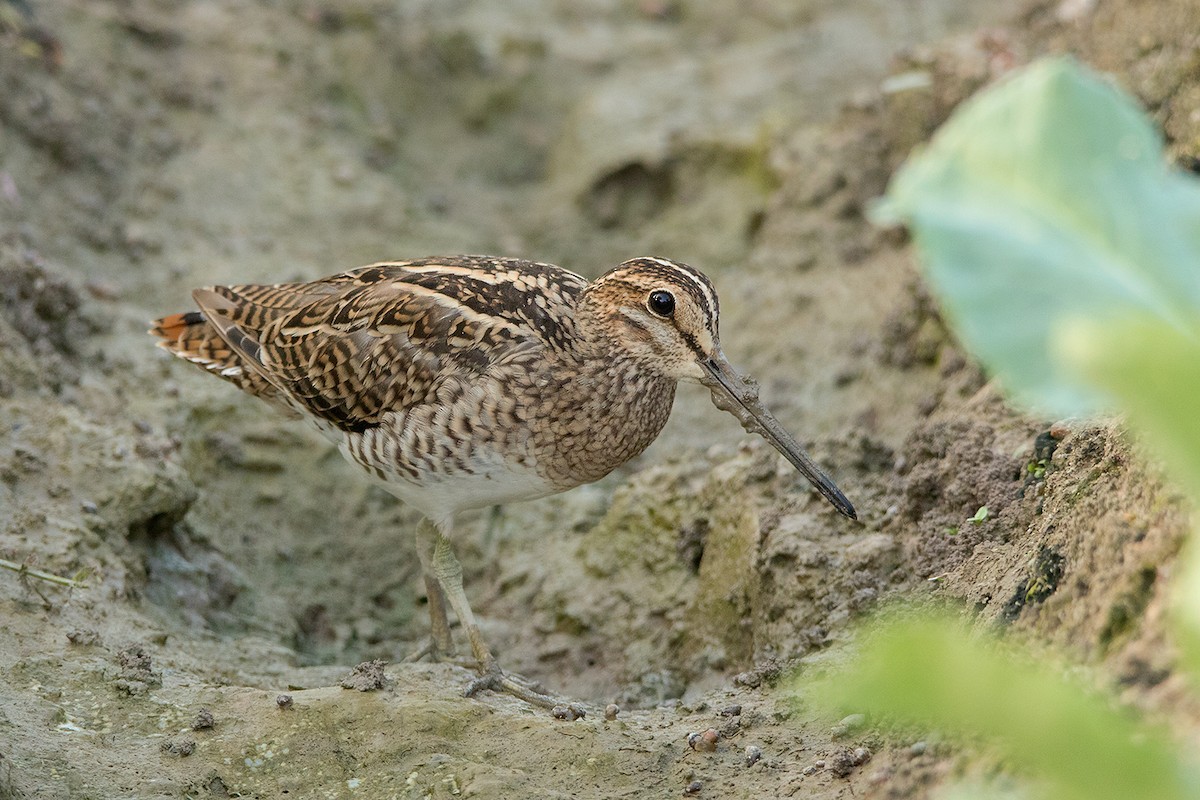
left=150, top=255, right=856, bottom=708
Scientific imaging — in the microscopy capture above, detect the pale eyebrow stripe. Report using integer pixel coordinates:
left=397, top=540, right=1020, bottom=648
left=642, top=256, right=719, bottom=321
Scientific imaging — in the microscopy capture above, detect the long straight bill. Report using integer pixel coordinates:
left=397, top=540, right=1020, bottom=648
left=701, top=356, right=857, bottom=520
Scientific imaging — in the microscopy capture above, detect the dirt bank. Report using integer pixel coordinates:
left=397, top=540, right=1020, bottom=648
left=2, top=0, right=1198, bottom=797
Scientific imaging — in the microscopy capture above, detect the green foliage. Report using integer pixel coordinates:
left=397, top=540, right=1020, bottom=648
left=873, top=58, right=1200, bottom=416
left=815, top=57, right=1200, bottom=798
left=1059, top=317, right=1200, bottom=499
left=821, top=616, right=1192, bottom=800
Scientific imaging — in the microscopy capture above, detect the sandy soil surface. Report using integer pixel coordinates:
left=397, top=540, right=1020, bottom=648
left=2, top=0, right=1199, bottom=797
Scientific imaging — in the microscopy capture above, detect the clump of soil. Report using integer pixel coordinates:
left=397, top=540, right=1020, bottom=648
left=340, top=659, right=388, bottom=691
left=113, top=643, right=162, bottom=696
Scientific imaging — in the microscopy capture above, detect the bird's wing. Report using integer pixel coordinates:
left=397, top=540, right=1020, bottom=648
left=189, top=256, right=587, bottom=433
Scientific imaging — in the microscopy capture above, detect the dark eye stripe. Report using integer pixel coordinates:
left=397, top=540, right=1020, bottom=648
left=678, top=329, right=704, bottom=358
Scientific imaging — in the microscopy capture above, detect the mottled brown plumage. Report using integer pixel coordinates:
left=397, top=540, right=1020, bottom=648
left=151, top=254, right=854, bottom=708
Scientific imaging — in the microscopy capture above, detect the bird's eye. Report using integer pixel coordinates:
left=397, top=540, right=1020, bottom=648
left=647, top=290, right=675, bottom=317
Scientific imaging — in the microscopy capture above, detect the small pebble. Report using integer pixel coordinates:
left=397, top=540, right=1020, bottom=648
left=551, top=704, right=585, bottom=721
left=684, top=780, right=703, bottom=795
left=687, top=728, right=719, bottom=752
left=717, top=704, right=742, bottom=717
left=1049, top=421, right=1071, bottom=440
left=81, top=500, right=98, bottom=514
left=276, top=694, right=293, bottom=709
left=909, top=740, right=927, bottom=756
left=604, top=703, right=620, bottom=721
left=744, top=744, right=763, bottom=767
left=192, top=708, right=215, bottom=730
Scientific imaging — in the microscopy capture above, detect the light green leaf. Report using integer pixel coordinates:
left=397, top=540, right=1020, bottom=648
left=812, top=616, right=1196, bottom=800
left=853, top=56, right=1200, bottom=798
left=876, top=57, right=1200, bottom=415
left=1057, top=315, right=1200, bottom=497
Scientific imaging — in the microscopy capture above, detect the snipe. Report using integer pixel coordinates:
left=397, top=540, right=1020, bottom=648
left=151, top=255, right=855, bottom=708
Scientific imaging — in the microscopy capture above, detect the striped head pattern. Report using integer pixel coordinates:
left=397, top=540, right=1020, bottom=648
left=579, top=256, right=722, bottom=382
left=581, top=256, right=856, bottom=520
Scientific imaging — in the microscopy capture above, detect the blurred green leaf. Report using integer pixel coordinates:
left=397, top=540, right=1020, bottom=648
left=814, top=616, right=1195, bottom=800
left=875, top=57, right=1200, bottom=415
left=849, top=55, right=1200, bottom=800
left=1057, top=316, right=1200, bottom=498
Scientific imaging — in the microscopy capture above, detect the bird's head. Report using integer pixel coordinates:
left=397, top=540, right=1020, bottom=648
left=581, top=257, right=857, bottom=520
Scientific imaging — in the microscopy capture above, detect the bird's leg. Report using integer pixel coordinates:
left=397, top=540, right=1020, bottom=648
left=423, top=575, right=455, bottom=658
left=410, top=520, right=456, bottom=662
left=418, top=517, right=566, bottom=710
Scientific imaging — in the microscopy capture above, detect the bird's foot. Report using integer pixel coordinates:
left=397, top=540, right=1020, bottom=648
left=401, top=640, right=434, bottom=663
left=403, top=639, right=480, bottom=670
left=464, top=662, right=584, bottom=716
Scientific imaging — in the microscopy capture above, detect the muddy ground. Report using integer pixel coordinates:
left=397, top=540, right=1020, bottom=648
left=2, top=1, right=1199, bottom=798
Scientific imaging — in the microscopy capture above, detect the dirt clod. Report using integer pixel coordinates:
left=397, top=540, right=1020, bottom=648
left=160, top=737, right=196, bottom=757
left=551, top=704, right=586, bottom=721
left=830, top=747, right=872, bottom=778
left=733, top=661, right=782, bottom=689
left=192, top=708, right=215, bottom=730
left=202, top=773, right=230, bottom=797
left=66, top=628, right=101, bottom=646
left=340, top=660, right=388, bottom=691
left=113, top=644, right=162, bottom=696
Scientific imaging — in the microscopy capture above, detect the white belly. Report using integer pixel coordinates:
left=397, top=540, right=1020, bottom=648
left=336, top=437, right=557, bottom=525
